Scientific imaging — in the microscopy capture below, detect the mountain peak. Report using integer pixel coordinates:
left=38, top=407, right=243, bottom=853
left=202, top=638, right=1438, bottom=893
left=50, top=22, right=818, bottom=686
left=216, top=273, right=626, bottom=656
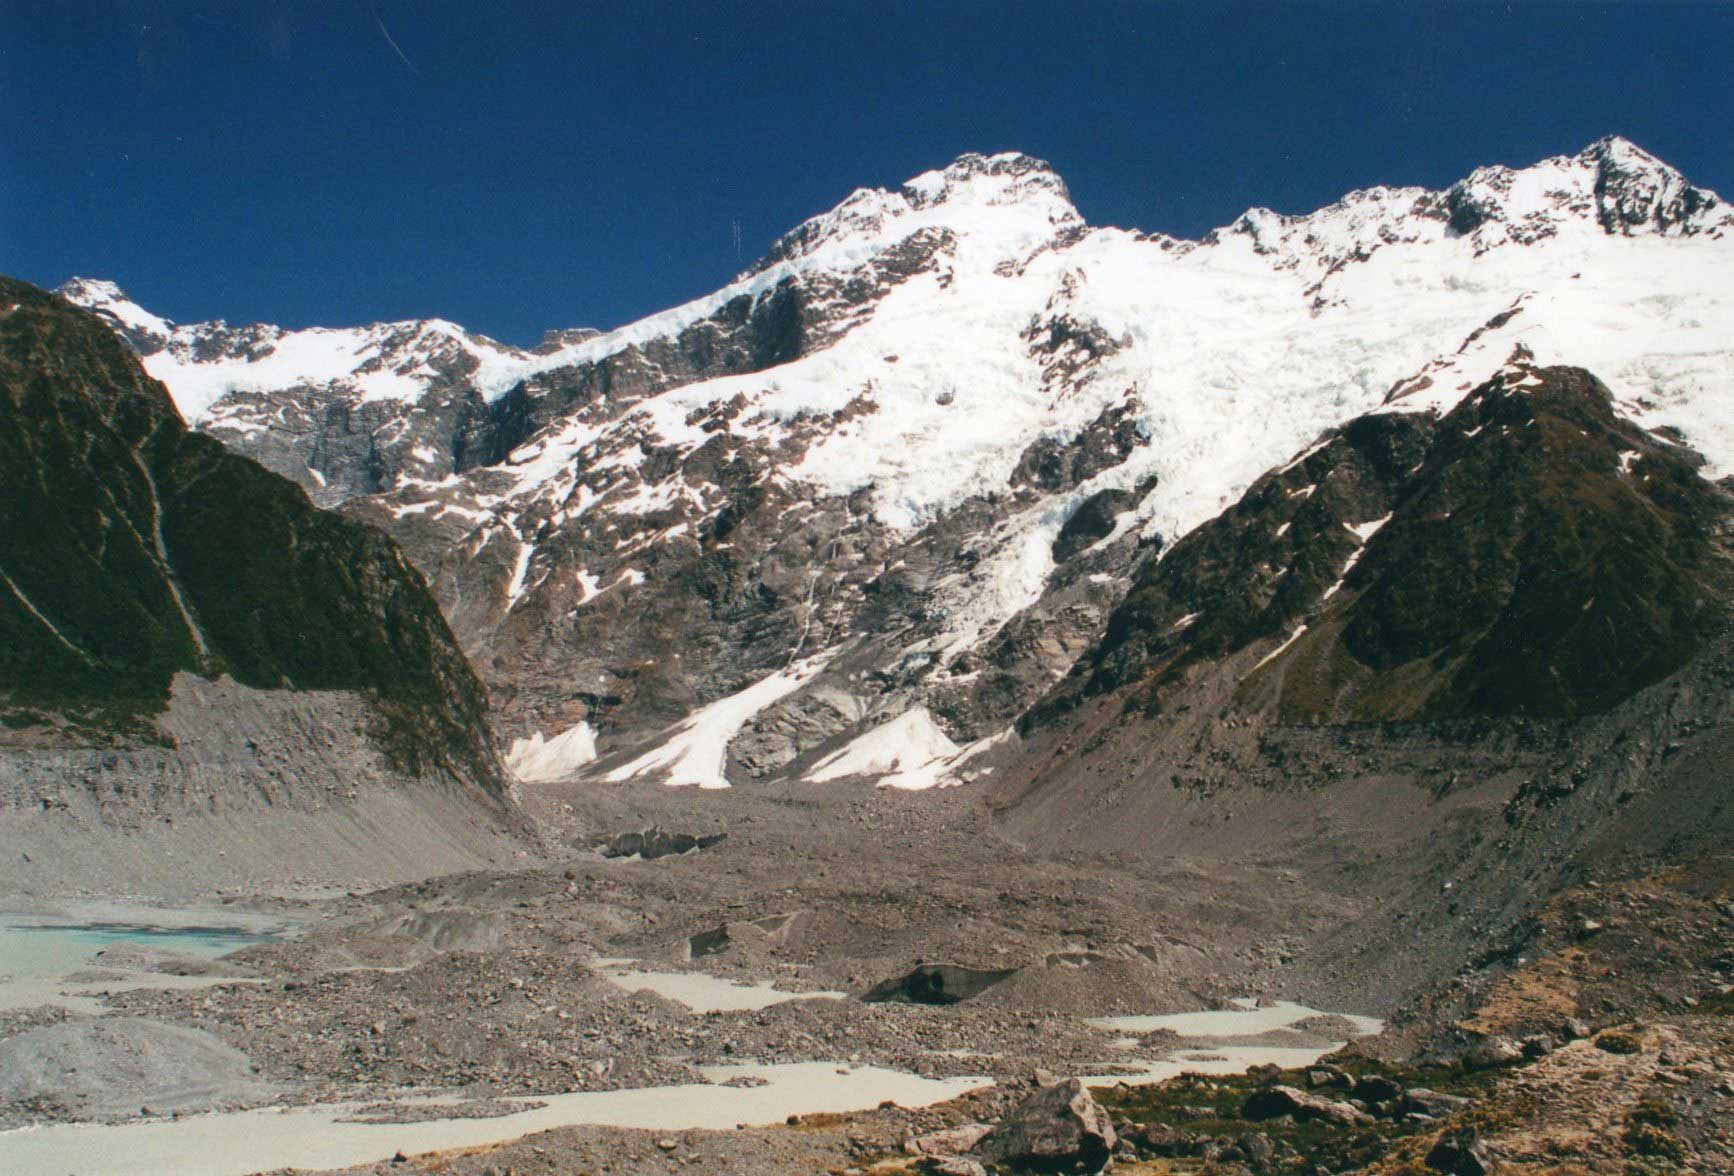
left=57, top=276, right=132, bottom=305
left=1577, top=134, right=1724, bottom=235
left=899, top=150, right=1074, bottom=210
left=752, top=150, right=1081, bottom=275
left=56, top=276, right=174, bottom=352
left=1443, top=136, right=1726, bottom=242
left=1578, top=133, right=1670, bottom=173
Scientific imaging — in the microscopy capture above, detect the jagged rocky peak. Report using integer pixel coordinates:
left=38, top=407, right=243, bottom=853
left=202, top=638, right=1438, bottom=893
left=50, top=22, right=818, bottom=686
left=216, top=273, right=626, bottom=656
left=1581, top=133, right=1728, bottom=234
left=1205, top=136, right=1728, bottom=287
left=1444, top=134, right=1729, bottom=242
left=898, top=150, right=1076, bottom=212
left=535, top=326, right=603, bottom=354
left=752, top=150, right=1082, bottom=274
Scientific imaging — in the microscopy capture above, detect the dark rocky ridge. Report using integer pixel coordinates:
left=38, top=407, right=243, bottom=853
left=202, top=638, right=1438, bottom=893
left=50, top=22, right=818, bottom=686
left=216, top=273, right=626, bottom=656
left=0, top=274, right=504, bottom=797
left=1030, top=364, right=1732, bottom=731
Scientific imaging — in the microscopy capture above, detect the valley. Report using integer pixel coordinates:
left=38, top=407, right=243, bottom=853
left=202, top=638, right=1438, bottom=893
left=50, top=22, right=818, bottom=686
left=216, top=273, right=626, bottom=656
left=4, top=134, right=1734, bottom=1173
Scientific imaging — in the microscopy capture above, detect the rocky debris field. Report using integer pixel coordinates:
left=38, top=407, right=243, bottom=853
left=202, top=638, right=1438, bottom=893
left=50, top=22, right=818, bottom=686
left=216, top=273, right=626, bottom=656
left=315, top=1013, right=1734, bottom=1175
left=0, top=778, right=1361, bottom=1142
left=2, top=780, right=1731, bottom=1171
left=0, top=1017, right=284, bottom=1123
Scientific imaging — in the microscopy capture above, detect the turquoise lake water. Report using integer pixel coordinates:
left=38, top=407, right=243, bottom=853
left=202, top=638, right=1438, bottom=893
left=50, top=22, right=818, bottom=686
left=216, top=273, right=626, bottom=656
left=0, top=918, right=279, bottom=980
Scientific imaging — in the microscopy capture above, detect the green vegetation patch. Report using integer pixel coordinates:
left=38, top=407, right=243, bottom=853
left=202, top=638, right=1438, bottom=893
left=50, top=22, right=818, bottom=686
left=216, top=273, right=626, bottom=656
left=1093, top=1056, right=1518, bottom=1173
left=1595, top=1029, right=1645, bottom=1055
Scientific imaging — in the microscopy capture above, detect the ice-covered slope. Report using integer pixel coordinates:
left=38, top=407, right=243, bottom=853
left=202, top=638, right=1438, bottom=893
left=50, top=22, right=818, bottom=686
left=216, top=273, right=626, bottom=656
left=67, top=139, right=1734, bottom=787
left=56, top=278, right=543, bottom=506
left=57, top=277, right=529, bottom=421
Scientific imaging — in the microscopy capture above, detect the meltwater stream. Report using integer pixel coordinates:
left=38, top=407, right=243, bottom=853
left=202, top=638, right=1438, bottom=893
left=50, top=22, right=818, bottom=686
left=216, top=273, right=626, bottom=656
left=0, top=1062, right=989, bottom=1176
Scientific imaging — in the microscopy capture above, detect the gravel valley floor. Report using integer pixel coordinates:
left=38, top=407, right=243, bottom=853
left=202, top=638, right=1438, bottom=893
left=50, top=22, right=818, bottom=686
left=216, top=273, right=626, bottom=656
left=2, top=777, right=1731, bottom=1174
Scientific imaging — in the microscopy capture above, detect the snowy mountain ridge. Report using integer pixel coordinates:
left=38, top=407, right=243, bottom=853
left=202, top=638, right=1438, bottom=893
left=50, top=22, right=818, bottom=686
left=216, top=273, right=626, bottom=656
left=58, top=276, right=529, bottom=421
left=65, top=138, right=1721, bottom=436
left=58, top=136, right=1734, bottom=792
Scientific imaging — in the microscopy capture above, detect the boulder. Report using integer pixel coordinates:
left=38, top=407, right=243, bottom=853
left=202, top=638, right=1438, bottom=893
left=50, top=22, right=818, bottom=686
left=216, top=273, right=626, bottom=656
left=1461, top=1035, right=1522, bottom=1070
left=1426, top=1127, right=1494, bottom=1175
left=1307, top=1064, right=1352, bottom=1089
left=1126, top=1122, right=1205, bottom=1158
left=1402, top=1087, right=1473, bottom=1118
left=1241, top=1084, right=1373, bottom=1127
left=1352, top=1074, right=1404, bottom=1104
left=1224, top=1131, right=1277, bottom=1170
left=975, top=1078, right=1117, bottom=1170
left=1520, top=1033, right=1557, bottom=1059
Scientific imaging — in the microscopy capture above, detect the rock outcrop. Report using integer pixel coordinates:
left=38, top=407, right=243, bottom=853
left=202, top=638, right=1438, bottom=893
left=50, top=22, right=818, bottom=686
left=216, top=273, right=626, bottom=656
left=974, top=1077, right=1117, bottom=1171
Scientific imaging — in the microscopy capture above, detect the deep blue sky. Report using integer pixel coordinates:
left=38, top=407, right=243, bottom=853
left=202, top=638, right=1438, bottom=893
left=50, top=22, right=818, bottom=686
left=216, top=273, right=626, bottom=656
left=3, top=2, right=1729, bottom=347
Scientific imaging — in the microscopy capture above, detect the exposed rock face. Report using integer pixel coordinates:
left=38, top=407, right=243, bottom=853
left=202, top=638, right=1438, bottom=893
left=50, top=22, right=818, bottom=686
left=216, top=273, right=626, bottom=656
left=0, top=276, right=517, bottom=892
left=974, top=1077, right=1116, bottom=1171
left=1426, top=1127, right=1494, bottom=1176
left=1031, top=364, right=1733, bottom=729
left=1241, top=1084, right=1373, bottom=1127
left=910, top=1122, right=993, bottom=1156
left=600, top=827, right=726, bottom=860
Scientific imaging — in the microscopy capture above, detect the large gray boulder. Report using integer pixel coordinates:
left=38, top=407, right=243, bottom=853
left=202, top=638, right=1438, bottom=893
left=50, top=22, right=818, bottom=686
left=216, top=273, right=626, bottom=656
left=975, top=1077, right=1116, bottom=1170
left=911, top=1123, right=992, bottom=1155
left=1242, top=1083, right=1373, bottom=1127
left=1427, top=1127, right=1494, bottom=1175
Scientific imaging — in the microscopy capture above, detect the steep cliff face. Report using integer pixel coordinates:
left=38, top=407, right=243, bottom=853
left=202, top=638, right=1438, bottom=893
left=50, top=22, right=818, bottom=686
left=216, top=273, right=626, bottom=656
left=0, top=277, right=517, bottom=891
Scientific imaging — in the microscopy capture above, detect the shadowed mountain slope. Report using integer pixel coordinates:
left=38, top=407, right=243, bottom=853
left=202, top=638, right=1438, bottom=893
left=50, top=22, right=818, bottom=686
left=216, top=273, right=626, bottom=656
left=0, top=275, right=500, bottom=786
left=0, top=276, right=523, bottom=895
left=1029, top=363, right=1734, bottom=731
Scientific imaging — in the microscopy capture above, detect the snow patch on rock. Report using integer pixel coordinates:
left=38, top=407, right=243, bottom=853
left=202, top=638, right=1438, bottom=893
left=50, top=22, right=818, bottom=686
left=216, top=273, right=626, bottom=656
left=605, top=655, right=833, bottom=789
left=807, top=707, right=962, bottom=790
left=506, top=722, right=599, bottom=783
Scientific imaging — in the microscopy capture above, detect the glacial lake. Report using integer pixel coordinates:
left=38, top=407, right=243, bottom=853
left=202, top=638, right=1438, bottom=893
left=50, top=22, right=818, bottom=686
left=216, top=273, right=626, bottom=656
left=598, top=962, right=849, bottom=1012
left=0, top=910, right=287, bottom=1013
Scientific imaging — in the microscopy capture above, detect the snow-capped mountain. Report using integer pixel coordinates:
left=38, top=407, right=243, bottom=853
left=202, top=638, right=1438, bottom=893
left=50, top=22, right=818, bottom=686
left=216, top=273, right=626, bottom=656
left=57, top=277, right=537, bottom=506
left=65, top=137, right=1734, bottom=790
